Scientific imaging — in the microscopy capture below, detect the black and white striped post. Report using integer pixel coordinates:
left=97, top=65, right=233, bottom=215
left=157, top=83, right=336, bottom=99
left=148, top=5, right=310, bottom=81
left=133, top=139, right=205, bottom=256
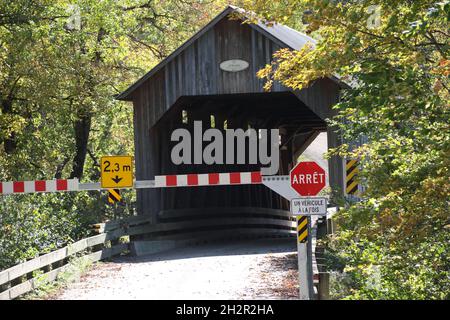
left=261, top=172, right=327, bottom=300
left=289, top=162, right=327, bottom=300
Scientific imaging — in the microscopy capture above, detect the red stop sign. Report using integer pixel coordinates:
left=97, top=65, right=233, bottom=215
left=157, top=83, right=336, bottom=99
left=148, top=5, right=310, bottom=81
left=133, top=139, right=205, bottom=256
left=290, top=161, right=326, bottom=196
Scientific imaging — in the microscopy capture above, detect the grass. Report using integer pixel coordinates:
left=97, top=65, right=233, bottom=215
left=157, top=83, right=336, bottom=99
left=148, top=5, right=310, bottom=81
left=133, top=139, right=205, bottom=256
left=19, top=254, right=100, bottom=300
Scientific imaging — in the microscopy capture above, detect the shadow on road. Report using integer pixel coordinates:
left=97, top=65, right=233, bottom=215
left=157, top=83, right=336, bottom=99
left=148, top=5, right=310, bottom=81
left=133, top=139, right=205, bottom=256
left=112, top=237, right=297, bottom=263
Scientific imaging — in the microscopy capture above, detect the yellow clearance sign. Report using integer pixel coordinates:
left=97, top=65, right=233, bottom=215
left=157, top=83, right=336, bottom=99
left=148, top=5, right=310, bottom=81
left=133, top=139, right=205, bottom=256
left=100, top=156, right=133, bottom=189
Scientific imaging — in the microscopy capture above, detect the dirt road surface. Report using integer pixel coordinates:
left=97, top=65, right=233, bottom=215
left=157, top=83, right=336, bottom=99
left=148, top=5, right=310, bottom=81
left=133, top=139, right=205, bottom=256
left=52, top=238, right=299, bottom=300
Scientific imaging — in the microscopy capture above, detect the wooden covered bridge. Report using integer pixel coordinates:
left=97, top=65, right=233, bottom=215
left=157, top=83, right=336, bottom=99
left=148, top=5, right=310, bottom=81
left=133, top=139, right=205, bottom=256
left=116, top=5, right=345, bottom=246
left=0, top=6, right=349, bottom=300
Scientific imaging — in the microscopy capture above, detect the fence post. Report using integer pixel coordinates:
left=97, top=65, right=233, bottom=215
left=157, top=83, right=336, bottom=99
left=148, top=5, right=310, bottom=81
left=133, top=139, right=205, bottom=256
left=316, top=215, right=332, bottom=300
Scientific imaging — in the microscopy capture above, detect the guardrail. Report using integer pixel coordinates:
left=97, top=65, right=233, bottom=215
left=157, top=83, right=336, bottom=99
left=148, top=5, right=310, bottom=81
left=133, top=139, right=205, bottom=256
left=0, top=214, right=158, bottom=300
left=0, top=231, right=128, bottom=300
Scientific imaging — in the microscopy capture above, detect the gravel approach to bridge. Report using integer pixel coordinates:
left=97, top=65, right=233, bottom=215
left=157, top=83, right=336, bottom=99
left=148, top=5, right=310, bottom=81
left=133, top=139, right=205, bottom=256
left=51, top=238, right=299, bottom=300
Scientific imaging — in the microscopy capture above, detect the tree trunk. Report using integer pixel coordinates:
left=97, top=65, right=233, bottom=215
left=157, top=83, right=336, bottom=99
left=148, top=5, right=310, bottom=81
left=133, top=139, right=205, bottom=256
left=68, top=28, right=104, bottom=180
left=1, top=95, right=17, bottom=154
left=69, top=112, right=91, bottom=179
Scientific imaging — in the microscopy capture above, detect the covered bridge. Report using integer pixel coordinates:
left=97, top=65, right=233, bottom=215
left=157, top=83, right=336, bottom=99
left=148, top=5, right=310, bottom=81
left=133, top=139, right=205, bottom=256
left=117, top=5, right=344, bottom=242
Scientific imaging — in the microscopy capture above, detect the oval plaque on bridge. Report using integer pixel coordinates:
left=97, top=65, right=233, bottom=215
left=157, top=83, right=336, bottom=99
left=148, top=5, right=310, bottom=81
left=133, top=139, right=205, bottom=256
left=219, top=59, right=249, bottom=72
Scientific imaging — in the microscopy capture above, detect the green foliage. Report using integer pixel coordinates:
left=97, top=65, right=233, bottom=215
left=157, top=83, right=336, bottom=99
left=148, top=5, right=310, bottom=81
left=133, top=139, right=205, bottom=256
left=0, top=190, right=136, bottom=270
left=244, top=0, right=450, bottom=299
left=0, top=193, right=87, bottom=269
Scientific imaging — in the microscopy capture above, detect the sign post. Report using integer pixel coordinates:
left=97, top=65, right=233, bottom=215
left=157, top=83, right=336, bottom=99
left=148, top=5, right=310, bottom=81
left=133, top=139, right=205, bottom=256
left=289, top=161, right=327, bottom=300
left=296, top=215, right=309, bottom=299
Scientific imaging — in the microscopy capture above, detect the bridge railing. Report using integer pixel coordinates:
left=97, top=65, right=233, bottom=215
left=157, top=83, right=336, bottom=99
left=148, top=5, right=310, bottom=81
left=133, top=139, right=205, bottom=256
left=0, top=213, right=161, bottom=300
left=0, top=230, right=128, bottom=300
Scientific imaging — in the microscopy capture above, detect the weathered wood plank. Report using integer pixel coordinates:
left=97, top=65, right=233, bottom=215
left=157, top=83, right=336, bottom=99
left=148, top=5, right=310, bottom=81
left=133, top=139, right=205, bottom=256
left=0, top=232, right=115, bottom=287
left=94, top=215, right=154, bottom=233
left=6, top=263, right=67, bottom=300
left=1, top=243, right=129, bottom=300
left=0, top=270, right=9, bottom=288
left=158, top=207, right=293, bottom=219
left=66, top=238, right=88, bottom=256
left=147, top=227, right=295, bottom=242
left=0, top=247, right=68, bottom=286
left=127, top=217, right=296, bottom=237
left=86, top=243, right=128, bottom=263
left=0, top=288, right=10, bottom=300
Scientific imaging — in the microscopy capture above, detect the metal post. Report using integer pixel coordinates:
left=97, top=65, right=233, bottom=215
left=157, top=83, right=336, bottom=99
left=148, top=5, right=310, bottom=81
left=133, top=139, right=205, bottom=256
left=306, top=216, right=315, bottom=299
left=297, top=216, right=310, bottom=300
left=298, top=241, right=309, bottom=300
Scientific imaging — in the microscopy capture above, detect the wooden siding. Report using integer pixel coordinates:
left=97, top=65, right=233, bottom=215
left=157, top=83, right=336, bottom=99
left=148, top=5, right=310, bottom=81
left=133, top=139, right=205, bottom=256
left=132, top=19, right=300, bottom=129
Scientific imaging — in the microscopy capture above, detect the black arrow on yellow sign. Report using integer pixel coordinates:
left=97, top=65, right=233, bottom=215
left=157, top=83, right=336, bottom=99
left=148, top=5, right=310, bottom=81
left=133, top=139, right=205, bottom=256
left=111, top=175, right=123, bottom=184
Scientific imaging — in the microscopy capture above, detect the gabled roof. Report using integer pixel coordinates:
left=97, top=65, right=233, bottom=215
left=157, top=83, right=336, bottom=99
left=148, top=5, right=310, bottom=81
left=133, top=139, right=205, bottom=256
left=234, top=5, right=317, bottom=50
left=116, top=5, right=322, bottom=101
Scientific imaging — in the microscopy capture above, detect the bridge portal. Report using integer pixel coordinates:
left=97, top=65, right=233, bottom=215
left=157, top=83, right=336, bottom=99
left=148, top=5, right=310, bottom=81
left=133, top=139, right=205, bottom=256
left=117, top=6, right=344, bottom=243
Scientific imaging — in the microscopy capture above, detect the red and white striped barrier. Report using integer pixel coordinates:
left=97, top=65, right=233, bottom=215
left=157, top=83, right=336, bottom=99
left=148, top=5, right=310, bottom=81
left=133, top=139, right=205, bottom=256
left=154, top=171, right=262, bottom=188
left=0, top=172, right=264, bottom=195
left=0, top=179, right=79, bottom=195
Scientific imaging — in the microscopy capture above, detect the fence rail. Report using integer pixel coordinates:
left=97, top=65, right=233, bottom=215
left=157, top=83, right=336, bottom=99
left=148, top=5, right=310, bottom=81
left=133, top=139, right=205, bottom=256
left=0, top=229, right=128, bottom=300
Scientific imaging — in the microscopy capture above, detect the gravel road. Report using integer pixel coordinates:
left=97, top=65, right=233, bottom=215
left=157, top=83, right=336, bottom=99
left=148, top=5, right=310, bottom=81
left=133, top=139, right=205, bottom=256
left=52, top=238, right=298, bottom=300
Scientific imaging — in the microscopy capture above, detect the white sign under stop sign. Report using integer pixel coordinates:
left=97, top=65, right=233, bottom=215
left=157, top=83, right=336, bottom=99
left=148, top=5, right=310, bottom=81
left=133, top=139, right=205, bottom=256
left=291, top=197, right=327, bottom=216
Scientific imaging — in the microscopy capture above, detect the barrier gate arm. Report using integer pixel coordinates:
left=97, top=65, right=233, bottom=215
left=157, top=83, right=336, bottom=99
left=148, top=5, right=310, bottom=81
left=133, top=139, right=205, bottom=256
left=0, top=172, right=316, bottom=198
left=78, top=180, right=156, bottom=191
left=0, top=171, right=274, bottom=195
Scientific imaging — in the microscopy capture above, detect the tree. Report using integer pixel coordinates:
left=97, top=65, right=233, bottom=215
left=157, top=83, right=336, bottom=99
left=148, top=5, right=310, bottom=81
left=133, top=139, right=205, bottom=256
left=241, top=0, right=449, bottom=299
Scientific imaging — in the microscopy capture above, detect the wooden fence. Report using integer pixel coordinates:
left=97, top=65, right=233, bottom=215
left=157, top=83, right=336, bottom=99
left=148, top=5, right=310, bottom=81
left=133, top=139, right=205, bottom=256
left=0, top=233, right=127, bottom=300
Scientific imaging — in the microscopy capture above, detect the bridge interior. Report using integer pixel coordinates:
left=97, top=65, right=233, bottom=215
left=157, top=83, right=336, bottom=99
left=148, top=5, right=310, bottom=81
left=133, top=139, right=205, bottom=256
left=128, top=91, right=327, bottom=242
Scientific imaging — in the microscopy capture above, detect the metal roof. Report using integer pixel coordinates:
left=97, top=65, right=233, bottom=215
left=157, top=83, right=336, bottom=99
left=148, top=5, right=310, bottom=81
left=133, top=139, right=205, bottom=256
left=116, top=5, right=333, bottom=101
